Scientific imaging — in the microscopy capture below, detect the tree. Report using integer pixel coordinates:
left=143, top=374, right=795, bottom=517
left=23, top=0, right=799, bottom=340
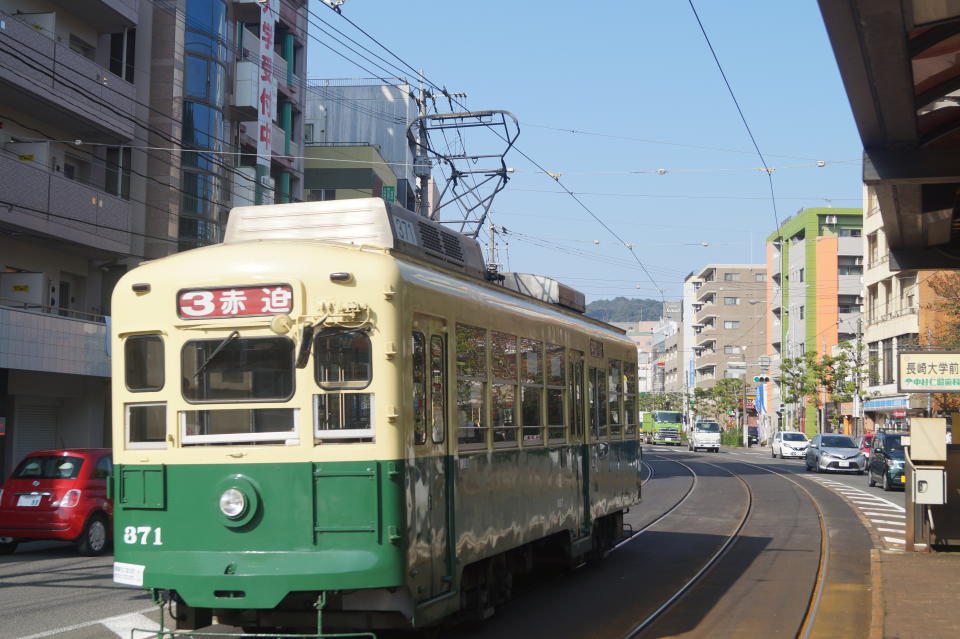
left=779, top=352, right=818, bottom=430
left=919, top=272, right=960, bottom=415
left=585, top=297, right=663, bottom=322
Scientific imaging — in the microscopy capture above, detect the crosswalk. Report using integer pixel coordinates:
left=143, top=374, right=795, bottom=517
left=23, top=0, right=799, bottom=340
left=808, top=477, right=906, bottom=548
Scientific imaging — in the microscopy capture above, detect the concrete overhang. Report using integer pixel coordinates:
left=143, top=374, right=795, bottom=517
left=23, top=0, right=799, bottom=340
left=819, top=0, right=960, bottom=268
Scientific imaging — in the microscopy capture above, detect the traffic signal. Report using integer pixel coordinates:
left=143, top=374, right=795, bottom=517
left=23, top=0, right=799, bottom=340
left=753, top=375, right=771, bottom=382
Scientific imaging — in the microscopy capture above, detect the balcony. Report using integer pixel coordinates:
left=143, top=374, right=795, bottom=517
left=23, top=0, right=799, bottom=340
left=0, top=11, right=135, bottom=141
left=54, top=1, right=139, bottom=30
left=0, top=305, right=109, bottom=377
left=0, top=151, right=132, bottom=254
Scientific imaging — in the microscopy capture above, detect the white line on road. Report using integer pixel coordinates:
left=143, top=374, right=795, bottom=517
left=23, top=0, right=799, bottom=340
left=102, top=612, right=160, bottom=638
left=17, top=607, right=157, bottom=639
left=870, top=519, right=907, bottom=525
left=863, top=511, right=905, bottom=518
left=884, top=536, right=905, bottom=544
left=876, top=527, right=905, bottom=533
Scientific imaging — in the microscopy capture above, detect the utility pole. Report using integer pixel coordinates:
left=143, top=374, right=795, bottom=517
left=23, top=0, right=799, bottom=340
left=414, top=76, right=432, bottom=217
left=742, top=344, right=749, bottom=447
left=487, top=220, right=498, bottom=272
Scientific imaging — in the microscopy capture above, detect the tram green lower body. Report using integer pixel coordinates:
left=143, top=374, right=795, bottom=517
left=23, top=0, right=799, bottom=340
left=113, top=441, right=640, bottom=617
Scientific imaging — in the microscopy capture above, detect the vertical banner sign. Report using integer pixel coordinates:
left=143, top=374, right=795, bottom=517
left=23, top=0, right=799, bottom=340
left=257, top=1, right=278, bottom=181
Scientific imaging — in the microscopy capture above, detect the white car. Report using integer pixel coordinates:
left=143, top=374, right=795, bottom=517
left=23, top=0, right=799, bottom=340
left=772, top=431, right=809, bottom=459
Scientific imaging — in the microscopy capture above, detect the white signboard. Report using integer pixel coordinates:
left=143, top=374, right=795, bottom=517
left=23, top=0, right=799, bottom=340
left=256, top=0, right=278, bottom=171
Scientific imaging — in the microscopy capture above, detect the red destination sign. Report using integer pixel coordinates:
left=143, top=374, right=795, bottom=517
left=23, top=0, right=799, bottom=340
left=178, top=285, right=293, bottom=319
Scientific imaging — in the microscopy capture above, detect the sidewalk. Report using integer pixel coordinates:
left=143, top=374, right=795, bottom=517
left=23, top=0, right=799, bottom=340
left=873, top=549, right=960, bottom=639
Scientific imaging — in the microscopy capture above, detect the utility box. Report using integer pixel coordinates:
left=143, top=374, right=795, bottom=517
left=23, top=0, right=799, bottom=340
left=913, top=467, right=947, bottom=505
left=909, top=418, right=947, bottom=461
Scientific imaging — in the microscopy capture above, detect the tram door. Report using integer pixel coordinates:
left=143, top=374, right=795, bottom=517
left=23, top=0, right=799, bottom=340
left=569, top=351, right=590, bottom=535
left=411, top=316, right=453, bottom=601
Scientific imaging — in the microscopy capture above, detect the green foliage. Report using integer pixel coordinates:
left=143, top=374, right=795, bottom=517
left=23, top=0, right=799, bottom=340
left=722, top=429, right=745, bottom=447
left=586, top=297, right=662, bottom=322
left=638, top=392, right=685, bottom=413
left=690, top=378, right=747, bottom=423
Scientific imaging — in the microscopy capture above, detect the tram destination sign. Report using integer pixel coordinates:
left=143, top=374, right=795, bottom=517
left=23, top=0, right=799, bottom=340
left=898, top=351, right=960, bottom=393
left=178, top=285, right=293, bottom=319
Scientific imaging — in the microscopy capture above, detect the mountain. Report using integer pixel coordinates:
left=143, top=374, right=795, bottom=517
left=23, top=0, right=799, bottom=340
left=585, top=297, right=662, bottom=322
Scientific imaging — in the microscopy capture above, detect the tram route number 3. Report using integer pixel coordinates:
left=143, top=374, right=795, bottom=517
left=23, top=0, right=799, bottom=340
left=123, top=525, right=163, bottom=546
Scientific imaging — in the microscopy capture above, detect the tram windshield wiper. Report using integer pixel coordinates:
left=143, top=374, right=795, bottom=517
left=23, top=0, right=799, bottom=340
left=193, top=330, right=240, bottom=378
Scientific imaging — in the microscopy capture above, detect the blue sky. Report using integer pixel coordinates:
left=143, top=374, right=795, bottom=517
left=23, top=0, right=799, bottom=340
left=306, top=1, right=863, bottom=303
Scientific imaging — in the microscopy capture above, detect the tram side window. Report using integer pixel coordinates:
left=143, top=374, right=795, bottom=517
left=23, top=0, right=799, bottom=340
left=315, top=393, right=373, bottom=440
left=430, top=335, right=446, bottom=444
left=624, top=364, right=638, bottom=437
left=520, top=338, right=543, bottom=445
left=491, top=331, right=518, bottom=446
left=456, top=323, right=487, bottom=450
left=125, top=335, right=164, bottom=391
left=315, top=330, right=372, bottom=389
left=125, top=403, right=166, bottom=449
left=546, top=344, right=565, bottom=441
left=412, top=332, right=427, bottom=445
left=608, top=359, right=622, bottom=439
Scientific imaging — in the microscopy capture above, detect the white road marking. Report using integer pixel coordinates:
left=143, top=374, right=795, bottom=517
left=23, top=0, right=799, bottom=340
left=863, top=511, right=904, bottom=518
left=884, top=536, right=905, bottom=544
left=877, top=527, right=905, bottom=533
left=17, top=607, right=157, bottom=639
left=870, top=519, right=907, bottom=525
left=102, top=612, right=160, bottom=638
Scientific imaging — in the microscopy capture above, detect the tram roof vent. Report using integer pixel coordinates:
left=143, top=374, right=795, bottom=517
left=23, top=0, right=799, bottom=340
left=499, top=272, right=586, bottom=313
left=224, top=198, right=487, bottom=278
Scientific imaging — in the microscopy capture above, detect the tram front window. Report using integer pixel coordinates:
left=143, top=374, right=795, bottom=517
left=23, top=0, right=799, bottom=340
left=181, top=336, right=294, bottom=402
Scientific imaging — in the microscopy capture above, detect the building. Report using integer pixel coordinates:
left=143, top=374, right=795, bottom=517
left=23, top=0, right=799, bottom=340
left=862, top=186, right=950, bottom=430
left=0, top=0, right=307, bottom=478
left=766, top=207, right=863, bottom=433
left=690, top=264, right=767, bottom=389
left=611, top=321, right=658, bottom=393
left=303, top=79, right=418, bottom=209
left=652, top=302, right=681, bottom=394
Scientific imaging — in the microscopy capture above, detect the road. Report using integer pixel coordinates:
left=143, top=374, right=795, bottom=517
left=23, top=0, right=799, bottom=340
left=0, top=444, right=899, bottom=638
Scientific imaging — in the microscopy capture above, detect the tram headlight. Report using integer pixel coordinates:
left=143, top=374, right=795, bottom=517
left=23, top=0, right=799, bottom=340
left=219, top=488, right=247, bottom=519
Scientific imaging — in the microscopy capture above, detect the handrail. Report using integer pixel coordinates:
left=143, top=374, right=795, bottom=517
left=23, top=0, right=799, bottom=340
left=0, top=297, right=107, bottom=324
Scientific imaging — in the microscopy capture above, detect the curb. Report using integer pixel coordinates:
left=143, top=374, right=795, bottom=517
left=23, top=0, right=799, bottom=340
left=870, top=548, right=883, bottom=639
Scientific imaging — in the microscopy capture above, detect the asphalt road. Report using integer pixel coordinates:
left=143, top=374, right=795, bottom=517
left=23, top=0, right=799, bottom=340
left=0, top=444, right=889, bottom=638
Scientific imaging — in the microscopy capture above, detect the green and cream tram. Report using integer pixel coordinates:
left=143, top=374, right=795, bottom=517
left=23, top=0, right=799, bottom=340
left=110, top=198, right=641, bottom=634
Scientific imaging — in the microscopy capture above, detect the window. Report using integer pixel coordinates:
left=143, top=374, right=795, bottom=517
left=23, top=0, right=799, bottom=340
left=799, top=306, right=805, bottom=319
left=754, top=273, right=766, bottom=282
left=314, top=393, right=371, bottom=440
left=412, top=332, right=427, bottom=445
left=520, top=338, right=543, bottom=445
left=724, top=345, right=741, bottom=354
left=546, top=344, right=565, bottom=441
left=723, top=272, right=740, bottom=281
left=430, top=335, right=446, bottom=444
left=723, top=320, right=740, bottom=329
left=125, top=403, right=167, bottom=449
left=839, top=228, right=862, bottom=237
left=724, top=297, right=740, bottom=305
left=315, top=329, right=372, bottom=389
left=882, top=338, right=894, bottom=384
left=181, top=336, right=294, bottom=402
left=608, top=360, right=622, bottom=438
left=798, top=268, right=805, bottom=282
left=624, top=365, right=637, bottom=437
left=492, top=331, right=518, bottom=445
left=184, top=407, right=299, bottom=444
left=125, top=335, right=164, bottom=391
left=94, top=455, right=113, bottom=479
left=868, top=341, right=880, bottom=385
left=105, top=146, right=132, bottom=199
left=109, top=29, right=136, bottom=82
left=456, top=324, right=487, bottom=449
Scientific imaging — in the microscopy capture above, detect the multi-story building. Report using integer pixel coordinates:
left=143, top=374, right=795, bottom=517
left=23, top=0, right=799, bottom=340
left=611, top=321, right=658, bottom=393
left=690, top=264, right=767, bottom=389
left=766, top=207, right=863, bottom=433
left=652, top=302, right=681, bottom=394
left=861, top=187, right=948, bottom=430
left=0, top=0, right=307, bottom=477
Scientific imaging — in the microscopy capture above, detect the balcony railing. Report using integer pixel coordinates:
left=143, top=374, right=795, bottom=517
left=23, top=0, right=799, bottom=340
left=0, top=304, right=109, bottom=378
left=866, top=305, right=919, bottom=326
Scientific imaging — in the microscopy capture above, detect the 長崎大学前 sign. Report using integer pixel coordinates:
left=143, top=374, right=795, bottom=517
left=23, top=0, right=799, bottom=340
left=898, top=351, right=960, bottom=393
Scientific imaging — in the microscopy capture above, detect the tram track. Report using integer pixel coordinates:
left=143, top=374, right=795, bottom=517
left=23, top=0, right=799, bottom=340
left=618, top=452, right=832, bottom=639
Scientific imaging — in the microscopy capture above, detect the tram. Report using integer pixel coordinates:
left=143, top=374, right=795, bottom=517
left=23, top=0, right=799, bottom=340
left=110, top=198, right=641, bottom=634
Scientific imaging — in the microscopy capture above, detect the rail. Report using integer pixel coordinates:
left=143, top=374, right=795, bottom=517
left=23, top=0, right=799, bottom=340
left=0, top=297, right=107, bottom=324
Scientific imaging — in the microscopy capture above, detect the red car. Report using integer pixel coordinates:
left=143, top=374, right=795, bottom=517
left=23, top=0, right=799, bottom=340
left=0, top=449, right=113, bottom=556
left=858, top=432, right=876, bottom=458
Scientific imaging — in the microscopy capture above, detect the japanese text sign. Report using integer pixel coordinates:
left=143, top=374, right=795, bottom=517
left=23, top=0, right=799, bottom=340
left=178, top=285, right=293, bottom=319
left=256, top=0, right=278, bottom=170
left=898, top=351, right=960, bottom=393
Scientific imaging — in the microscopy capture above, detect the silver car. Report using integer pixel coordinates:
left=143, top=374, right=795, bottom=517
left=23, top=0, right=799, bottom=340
left=805, top=434, right=866, bottom=474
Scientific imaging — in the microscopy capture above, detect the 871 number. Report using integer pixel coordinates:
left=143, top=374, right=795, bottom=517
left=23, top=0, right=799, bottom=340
left=123, top=526, right=163, bottom=546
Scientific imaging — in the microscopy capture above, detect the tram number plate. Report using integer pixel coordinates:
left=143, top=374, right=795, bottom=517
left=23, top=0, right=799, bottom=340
left=838, top=461, right=850, bottom=467
left=17, top=494, right=41, bottom=507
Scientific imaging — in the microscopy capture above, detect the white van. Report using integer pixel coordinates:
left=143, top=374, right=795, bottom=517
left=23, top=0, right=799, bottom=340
left=689, top=421, right=721, bottom=452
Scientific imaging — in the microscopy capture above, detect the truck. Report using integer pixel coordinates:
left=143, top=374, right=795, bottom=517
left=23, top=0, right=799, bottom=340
left=642, top=410, right=683, bottom=445
left=689, top=420, right=721, bottom=452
